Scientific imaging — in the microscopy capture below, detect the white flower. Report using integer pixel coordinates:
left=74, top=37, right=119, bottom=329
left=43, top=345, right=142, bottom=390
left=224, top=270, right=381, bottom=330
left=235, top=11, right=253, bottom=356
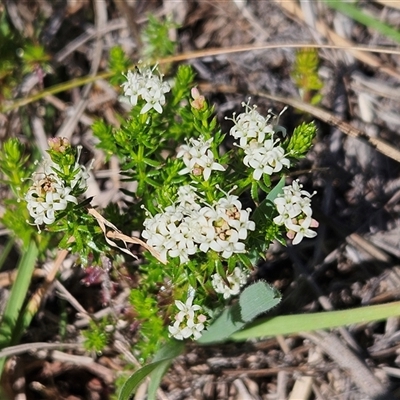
left=243, top=139, right=290, bottom=181
left=70, top=162, right=90, bottom=191
left=273, top=180, right=318, bottom=245
left=25, top=173, right=77, bottom=227
left=176, top=185, right=201, bottom=210
left=286, top=216, right=319, bottom=245
left=142, top=190, right=255, bottom=263
left=168, top=292, right=207, bottom=340
left=177, top=136, right=225, bottom=181
left=121, top=65, right=170, bottom=114
left=212, top=267, right=249, bottom=299
left=142, top=205, right=191, bottom=263
left=227, top=101, right=274, bottom=147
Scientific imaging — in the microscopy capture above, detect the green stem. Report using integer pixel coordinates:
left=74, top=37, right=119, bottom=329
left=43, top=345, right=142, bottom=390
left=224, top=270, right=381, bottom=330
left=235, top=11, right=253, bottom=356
left=1, top=71, right=112, bottom=113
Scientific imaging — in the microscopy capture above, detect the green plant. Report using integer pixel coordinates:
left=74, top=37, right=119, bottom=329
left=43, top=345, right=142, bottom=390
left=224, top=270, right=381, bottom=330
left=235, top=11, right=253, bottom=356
left=141, top=14, right=178, bottom=61
left=0, top=8, right=51, bottom=100
left=291, top=48, right=323, bottom=104
left=2, top=12, right=398, bottom=400
left=83, top=318, right=113, bottom=353
left=2, top=57, right=318, bottom=393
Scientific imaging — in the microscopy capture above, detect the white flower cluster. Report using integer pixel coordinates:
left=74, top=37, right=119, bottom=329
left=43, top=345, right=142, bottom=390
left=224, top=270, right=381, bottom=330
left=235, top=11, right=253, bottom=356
left=211, top=267, right=248, bottom=299
left=25, top=160, right=89, bottom=229
left=168, top=292, right=207, bottom=340
left=177, top=136, right=225, bottom=181
left=121, top=65, right=171, bottom=114
left=228, top=102, right=290, bottom=180
left=273, top=180, right=319, bottom=245
left=142, top=185, right=255, bottom=263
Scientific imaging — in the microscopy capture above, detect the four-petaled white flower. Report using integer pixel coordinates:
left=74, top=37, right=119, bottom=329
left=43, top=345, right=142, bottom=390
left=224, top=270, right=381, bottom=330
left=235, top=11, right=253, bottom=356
left=168, top=292, right=207, bottom=340
left=227, top=101, right=274, bottom=147
left=228, top=101, right=290, bottom=180
left=177, top=136, right=225, bottom=181
left=142, top=188, right=256, bottom=264
left=121, top=65, right=171, bottom=114
left=25, top=158, right=90, bottom=230
left=211, top=267, right=249, bottom=299
left=273, top=180, right=318, bottom=245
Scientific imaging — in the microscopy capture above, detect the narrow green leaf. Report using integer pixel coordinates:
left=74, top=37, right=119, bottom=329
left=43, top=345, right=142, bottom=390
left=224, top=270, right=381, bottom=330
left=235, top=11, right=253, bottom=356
left=147, top=340, right=185, bottom=400
left=0, top=239, right=38, bottom=377
left=118, top=340, right=184, bottom=400
left=322, top=0, right=400, bottom=44
left=250, top=180, right=259, bottom=202
left=231, top=301, right=400, bottom=341
left=143, top=157, right=161, bottom=168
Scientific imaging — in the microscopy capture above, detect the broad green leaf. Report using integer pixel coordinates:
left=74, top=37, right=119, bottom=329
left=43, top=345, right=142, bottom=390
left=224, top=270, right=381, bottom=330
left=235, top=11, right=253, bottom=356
left=196, top=305, right=243, bottom=344
left=197, top=281, right=281, bottom=344
left=252, top=176, right=285, bottom=225
left=239, top=281, right=281, bottom=322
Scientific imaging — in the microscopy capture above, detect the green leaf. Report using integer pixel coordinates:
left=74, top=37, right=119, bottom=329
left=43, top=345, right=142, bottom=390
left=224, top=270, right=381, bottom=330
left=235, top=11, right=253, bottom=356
left=118, top=340, right=184, bottom=400
left=252, top=176, right=285, bottom=226
left=266, top=176, right=286, bottom=202
left=250, top=180, right=259, bottom=202
left=108, top=46, right=131, bottom=85
left=147, top=340, right=185, bottom=400
left=239, top=281, right=281, bottom=322
left=197, top=281, right=281, bottom=344
left=231, top=301, right=400, bottom=341
left=0, top=239, right=38, bottom=376
left=321, top=0, right=400, bottom=44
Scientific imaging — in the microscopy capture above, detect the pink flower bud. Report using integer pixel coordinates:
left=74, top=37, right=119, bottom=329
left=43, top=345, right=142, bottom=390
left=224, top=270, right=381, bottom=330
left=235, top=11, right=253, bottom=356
left=48, top=137, right=70, bottom=153
left=191, top=87, right=205, bottom=110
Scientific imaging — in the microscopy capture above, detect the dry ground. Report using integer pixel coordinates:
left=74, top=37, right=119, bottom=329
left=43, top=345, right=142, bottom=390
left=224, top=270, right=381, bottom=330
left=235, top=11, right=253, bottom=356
left=1, top=1, right=400, bottom=399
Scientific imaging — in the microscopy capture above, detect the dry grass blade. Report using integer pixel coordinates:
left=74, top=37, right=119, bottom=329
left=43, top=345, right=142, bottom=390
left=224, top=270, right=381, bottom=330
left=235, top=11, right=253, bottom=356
left=0, top=343, right=81, bottom=359
left=288, top=376, right=313, bottom=400
left=274, top=0, right=400, bottom=80
left=200, top=82, right=400, bottom=163
left=375, top=0, right=400, bottom=10
left=270, top=95, right=400, bottom=164
left=302, top=331, right=388, bottom=399
left=26, top=247, right=69, bottom=315
left=87, top=208, right=165, bottom=264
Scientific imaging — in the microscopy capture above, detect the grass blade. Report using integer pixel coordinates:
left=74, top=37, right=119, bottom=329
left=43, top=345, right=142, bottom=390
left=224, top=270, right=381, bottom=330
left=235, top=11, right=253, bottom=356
left=231, top=301, right=400, bottom=340
left=0, top=239, right=38, bottom=377
left=322, top=0, right=400, bottom=44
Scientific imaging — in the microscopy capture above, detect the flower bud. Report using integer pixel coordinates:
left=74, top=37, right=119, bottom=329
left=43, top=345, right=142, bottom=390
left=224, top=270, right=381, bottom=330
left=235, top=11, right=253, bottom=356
left=286, top=121, right=316, bottom=158
left=190, top=87, right=205, bottom=110
left=48, top=137, right=70, bottom=153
